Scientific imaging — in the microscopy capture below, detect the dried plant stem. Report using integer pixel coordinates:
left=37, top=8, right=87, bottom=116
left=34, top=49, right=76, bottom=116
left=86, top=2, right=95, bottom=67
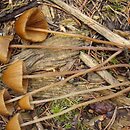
left=26, top=27, right=124, bottom=48
left=104, top=107, right=117, bottom=130
left=23, top=70, right=85, bottom=79
left=31, top=81, right=130, bottom=104
left=97, top=64, right=130, bottom=70
left=5, top=50, right=122, bottom=104
left=5, top=95, right=23, bottom=104
left=23, top=63, right=130, bottom=79
left=21, top=86, right=130, bottom=127
left=10, top=44, right=121, bottom=51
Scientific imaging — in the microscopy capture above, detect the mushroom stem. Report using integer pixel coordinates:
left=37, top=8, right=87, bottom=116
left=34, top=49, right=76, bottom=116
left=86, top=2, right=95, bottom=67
left=9, top=44, right=121, bottom=51
left=23, top=63, right=130, bottom=79
left=30, top=81, right=130, bottom=104
left=26, top=27, right=126, bottom=48
left=5, top=95, right=23, bottom=104
left=23, top=69, right=85, bottom=79
left=4, top=50, right=122, bottom=104
left=20, top=86, right=130, bottom=127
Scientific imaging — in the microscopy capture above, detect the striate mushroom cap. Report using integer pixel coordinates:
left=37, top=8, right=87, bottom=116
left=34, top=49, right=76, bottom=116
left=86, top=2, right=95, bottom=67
left=15, top=7, right=48, bottom=42
left=0, top=89, right=14, bottom=116
left=2, top=60, right=28, bottom=94
left=0, top=35, right=13, bottom=63
left=18, top=94, right=34, bottom=110
left=6, top=113, right=25, bottom=130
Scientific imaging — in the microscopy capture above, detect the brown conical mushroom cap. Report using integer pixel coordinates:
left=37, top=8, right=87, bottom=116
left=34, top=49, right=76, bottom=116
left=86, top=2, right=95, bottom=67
left=18, top=94, right=34, bottom=110
left=15, top=7, right=48, bottom=42
left=0, top=35, right=13, bottom=63
left=0, top=89, right=14, bottom=116
left=6, top=113, right=24, bottom=130
left=2, top=60, right=28, bottom=94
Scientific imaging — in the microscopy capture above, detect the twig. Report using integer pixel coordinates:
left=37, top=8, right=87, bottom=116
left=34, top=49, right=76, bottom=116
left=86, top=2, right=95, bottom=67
left=80, top=0, right=88, bottom=11
left=33, top=116, right=44, bottom=130
left=104, top=107, right=117, bottom=130
left=80, top=52, right=119, bottom=84
left=23, top=64, right=130, bottom=79
left=98, top=64, right=130, bottom=70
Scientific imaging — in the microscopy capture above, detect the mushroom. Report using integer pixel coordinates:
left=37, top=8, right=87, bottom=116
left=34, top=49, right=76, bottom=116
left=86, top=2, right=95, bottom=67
left=0, top=89, right=14, bottom=116
left=2, top=59, right=85, bottom=94
left=6, top=112, right=53, bottom=130
left=6, top=113, right=25, bottom=130
left=0, top=35, right=13, bottom=63
left=15, top=7, right=48, bottom=42
left=18, top=94, right=34, bottom=110
left=2, top=60, right=28, bottom=94
left=14, top=8, right=123, bottom=48
left=0, top=35, right=120, bottom=64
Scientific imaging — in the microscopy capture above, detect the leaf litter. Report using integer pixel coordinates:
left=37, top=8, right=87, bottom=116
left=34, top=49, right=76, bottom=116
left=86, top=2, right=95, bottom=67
left=0, top=0, right=130, bottom=130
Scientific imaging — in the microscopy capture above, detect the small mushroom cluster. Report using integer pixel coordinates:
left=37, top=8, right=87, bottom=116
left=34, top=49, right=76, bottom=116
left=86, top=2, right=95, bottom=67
left=0, top=6, right=70, bottom=130
left=0, top=7, right=48, bottom=63
left=0, top=7, right=96, bottom=130
left=1, top=59, right=79, bottom=130
left=0, top=5, right=125, bottom=130
left=0, top=7, right=51, bottom=130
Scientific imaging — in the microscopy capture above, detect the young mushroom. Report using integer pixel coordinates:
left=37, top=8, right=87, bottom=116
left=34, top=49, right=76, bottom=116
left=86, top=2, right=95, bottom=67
left=2, top=59, right=85, bottom=94
left=18, top=94, right=34, bottom=110
left=0, top=89, right=14, bottom=116
left=6, top=113, right=24, bottom=130
left=14, top=8, right=125, bottom=48
left=2, top=60, right=28, bottom=94
left=0, top=35, right=13, bottom=63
